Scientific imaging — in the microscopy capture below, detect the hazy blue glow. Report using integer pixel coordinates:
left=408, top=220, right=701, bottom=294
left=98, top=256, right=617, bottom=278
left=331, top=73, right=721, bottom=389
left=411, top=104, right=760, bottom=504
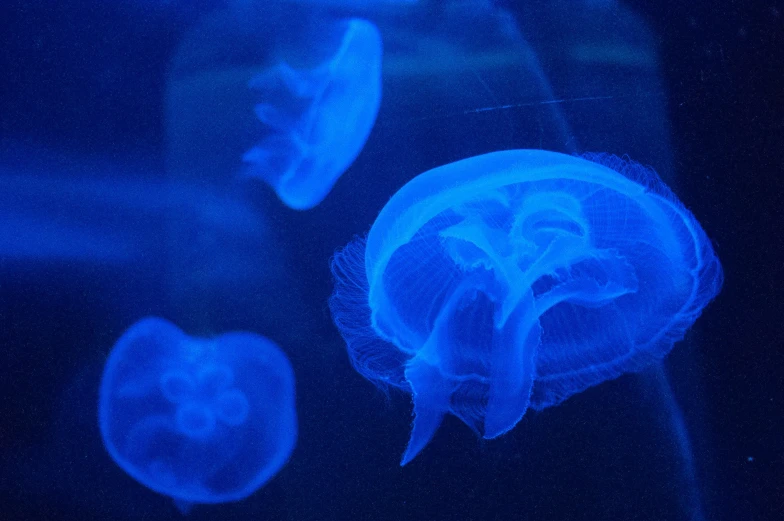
left=0, top=146, right=267, bottom=268
left=647, top=364, right=706, bottom=521
left=230, top=0, right=417, bottom=6
left=98, top=317, right=297, bottom=508
left=330, top=149, right=723, bottom=464
left=244, top=18, right=382, bottom=210
left=262, top=0, right=417, bottom=4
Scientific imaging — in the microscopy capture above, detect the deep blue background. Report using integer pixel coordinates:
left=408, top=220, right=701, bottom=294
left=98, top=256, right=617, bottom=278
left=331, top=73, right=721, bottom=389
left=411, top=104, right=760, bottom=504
left=1, top=1, right=781, bottom=520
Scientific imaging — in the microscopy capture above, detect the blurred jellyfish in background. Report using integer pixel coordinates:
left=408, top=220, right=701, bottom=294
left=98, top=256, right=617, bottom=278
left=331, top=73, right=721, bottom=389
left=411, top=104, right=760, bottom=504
left=99, top=317, right=297, bottom=512
left=244, top=0, right=419, bottom=6
left=0, top=143, right=266, bottom=269
left=376, top=0, right=577, bottom=157
left=244, top=18, right=383, bottom=210
left=360, top=0, right=673, bottom=173
left=514, top=0, right=673, bottom=173
left=330, top=149, right=722, bottom=466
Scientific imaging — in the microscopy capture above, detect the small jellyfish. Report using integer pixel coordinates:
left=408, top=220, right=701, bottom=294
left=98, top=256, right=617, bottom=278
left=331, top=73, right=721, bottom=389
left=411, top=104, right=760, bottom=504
left=330, top=149, right=722, bottom=465
left=243, top=18, right=383, bottom=210
left=98, top=317, right=297, bottom=510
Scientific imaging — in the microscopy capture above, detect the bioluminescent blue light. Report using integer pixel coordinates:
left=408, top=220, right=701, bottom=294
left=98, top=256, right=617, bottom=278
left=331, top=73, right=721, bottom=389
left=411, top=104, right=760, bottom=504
left=243, top=18, right=382, bottom=210
left=98, top=317, right=297, bottom=510
left=330, top=149, right=722, bottom=465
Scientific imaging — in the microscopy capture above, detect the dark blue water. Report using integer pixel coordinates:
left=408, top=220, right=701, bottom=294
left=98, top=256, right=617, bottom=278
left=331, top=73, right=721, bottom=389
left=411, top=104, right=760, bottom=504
left=1, top=1, right=780, bottom=520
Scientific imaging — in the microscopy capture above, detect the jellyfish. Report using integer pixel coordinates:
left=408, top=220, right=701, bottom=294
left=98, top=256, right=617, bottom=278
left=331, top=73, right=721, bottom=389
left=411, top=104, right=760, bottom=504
left=243, top=18, right=383, bottom=210
left=98, top=317, right=297, bottom=511
left=329, top=149, right=722, bottom=465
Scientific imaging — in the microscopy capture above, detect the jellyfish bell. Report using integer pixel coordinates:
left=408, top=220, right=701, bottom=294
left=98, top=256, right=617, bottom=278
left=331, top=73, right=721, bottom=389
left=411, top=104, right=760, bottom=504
left=330, top=149, right=722, bottom=464
left=243, top=17, right=383, bottom=210
left=98, top=317, right=297, bottom=509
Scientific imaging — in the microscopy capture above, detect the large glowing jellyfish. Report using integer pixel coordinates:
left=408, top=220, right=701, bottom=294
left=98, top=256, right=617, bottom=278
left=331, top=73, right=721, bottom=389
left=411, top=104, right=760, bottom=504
left=98, top=317, right=297, bottom=511
left=329, top=149, right=722, bottom=465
